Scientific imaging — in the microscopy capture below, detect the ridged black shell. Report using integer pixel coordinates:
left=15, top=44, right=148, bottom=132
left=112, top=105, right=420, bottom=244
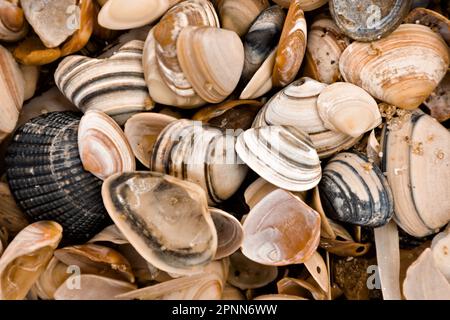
left=5, top=112, right=109, bottom=242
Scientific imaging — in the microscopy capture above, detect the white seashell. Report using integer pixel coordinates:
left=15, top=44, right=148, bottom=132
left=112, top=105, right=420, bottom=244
left=431, top=229, right=450, bottom=281
left=210, top=208, right=244, bottom=260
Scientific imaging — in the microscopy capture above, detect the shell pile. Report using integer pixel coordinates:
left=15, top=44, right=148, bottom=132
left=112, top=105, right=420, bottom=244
left=0, top=0, right=448, bottom=301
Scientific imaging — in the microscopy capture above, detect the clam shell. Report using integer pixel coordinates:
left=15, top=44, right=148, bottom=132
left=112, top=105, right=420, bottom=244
left=34, top=257, right=70, bottom=300
left=154, top=0, right=219, bottom=97
left=330, top=0, right=412, bottom=41
left=177, top=26, right=244, bottom=104
left=240, top=6, right=285, bottom=85
left=304, top=17, right=350, bottom=84
left=151, top=119, right=248, bottom=204
left=424, top=71, right=450, bottom=122
left=0, top=221, right=62, bottom=300
left=339, top=24, right=449, bottom=110
left=273, top=0, right=329, bottom=10
left=210, top=208, right=243, bottom=260
left=0, top=0, right=27, bottom=42
left=124, top=112, right=177, bottom=168
left=20, top=65, right=39, bottom=101
left=236, top=125, right=322, bottom=192
left=244, top=177, right=278, bottom=209
left=78, top=110, right=135, bottom=180
left=5, top=112, right=109, bottom=242
left=272, top=1, right=307, bottom=87
left=404, top=7, right=450, bottom=46
left=242, top=189, right=321, bottom=266
left=320, top=152, right=394, bottom=228
left=21, top=0, right=78, bottom=48
left=55, top=40, right=154, bottom=125
left=317, top=82, right=381, bottom=138
left=0, top=45, right=25, bottom=143
left=0, top=182, right=29, bottom=236
left=217, top=0, right=269, bottom=36
left=381, top=111, right=450, bottom=237
left=431, top=229, right=450, bottom=281
left=101, top=172, right=218, bottom=275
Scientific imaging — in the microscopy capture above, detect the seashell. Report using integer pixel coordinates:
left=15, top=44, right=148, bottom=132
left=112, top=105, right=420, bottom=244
left=78, top=110, right=135, bottom=180
left=236, top=125, right=322, bottom=192
left=272, top=0, right=307, bottom=87
left=0, top=221, right=62, bottom=300
left=404, top=7, right=450, bottom=46
left=5, top=112, right=109, bottom=242
left=255, top=294, right=306, bottom=300
left=320, top=152, right=394, bottom=227
left=54, top=274, right=137, bottom=300
left=431, top=228, right=450, bottom=281
left=98, top=25, right=152, bottom=58
left=244, top=177, right=279, bottom=209
left=242, top=189, right=321, bottom=266
left=227, top=250, right=278, bottom=290
left=210, top=208, right=243, bottom=260
left=304, top=17, right=350, bottom=84
left=309, top=187, right=336, bottom=240
left=0, top=182, right=29, bottom=237
left=319, top=238, right=371, bottom=257
left=98, top=0, right=183, bottom=30
left=20, top=65, right=39, bottom=101
left=55, top=40, right=154, bottom=125
left=339, top=24, right=449, bottom=110
left=154, top=0, right=219, bottom=97
left=34, top=257, right=70, bottom=300
left=0, top=0, right=27, bottom=42
left=381, top=111, right=450, bottom=237
left=21, top=0, right=78, bottom=48
left=329, top=0, right=412, bottom=41
left=222, top=284, right=245, bottom=300
left=271, top=0, right=291, bottom=8
left=317, top=82, right=381, bottom=138
left=151, top=119, right=248, bottom=204
left=277, top=277, right=327, bottom=300
left=192, top=99, right=263, bottom=130
left=124, top=112, right=177, bottom=168
left=116, top=272, right=223, bottom=300
left=273, top=0, right=329, bottom=10
left=0, top=45, right=25, bottom=143
left=216, top=0, right=269, bottom=37
left=240, top=6, right=285, bottom=85
left=102, top=172, right=218, bottom=275
left=54, top=244, right=135, bottom=283
left=424, top=71, right=450, bottom=122
left=240, top=47, right=277, bottom=100
left=13, top=35, right=62, bottom=66
left=143, top=28, right=206, bottom=109
left=177, top=26, right=244, bottom=104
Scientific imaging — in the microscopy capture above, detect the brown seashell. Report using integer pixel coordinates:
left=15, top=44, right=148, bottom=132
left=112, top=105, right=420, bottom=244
left=13, top=35, right=62, bottom=66
left=34, top=257, right=70, bottom=300
left=210, top=208, right=244, bottom=260
left=0, top=182, right=29, bottom=237
left=277, top=277, right=327, bottom=300
left=222, top=284, right=245, bottom=300
left=0, top=0, right=27, bottom=42
left=319, top=238, right=371, bottom=257
left=272, top=0, right=307, bottom=87
left=20, top=65, right=39, bottom=101
left=404, top=7, right=450, bottom=46
left=273, top=0, right=329, bottom=10
left=424, top=71, right=450, bottom=122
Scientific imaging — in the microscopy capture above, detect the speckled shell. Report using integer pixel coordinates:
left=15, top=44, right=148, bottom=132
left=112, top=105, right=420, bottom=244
left=381, top=111, right=450, bottom=237
left=272, top=0, right=307, bottom=87
left=150, top=119, right=248, bottom=205
left=236, top=125, right=322, bottom=192
left=0, top=0, right=28, bottom=42
left=5, top=112, right=109, bottom=242
left=319, top=152, right=394, bottom=227
left=339, top=24, right=449, bottom=110
left=55, top=40, right=154, bottom=125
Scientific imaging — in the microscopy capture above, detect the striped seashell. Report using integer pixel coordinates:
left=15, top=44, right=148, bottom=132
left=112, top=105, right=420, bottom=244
left=0, top=0, right=28, bottom=42
left=235, top=125, right=322, bottom=192
left=5, top=112, right=109, bottom=242
left=404, top=7, right=450, bottom=46
left=252, top=78, right=361, bottom=159
left=150, top=119, right=248, bottom=205
left=319, top=152, right=394, bottom=228
left=381, top=111, right=450, bottom=237
left=55, top=40, right=154, bottom=125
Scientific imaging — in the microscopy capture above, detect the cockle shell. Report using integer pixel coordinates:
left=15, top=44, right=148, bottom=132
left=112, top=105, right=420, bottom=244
left=154, top=0, right=219, bottom=97
left=381, top=111, right=450, bottom=237
left=0, top=221, right=62, bottom=300
left=177, top=26, right=244, bottom=104
left=317, top=82, right=381, bottom=138
left=0, top=45, right=25, bottom=143
left=0, top=0, right=27, bottom=42
left=20, top=0, right=78, bottom=48
left=242, top=189, right=321, bottom=265
left=319, top=152, right=394, bottom=227
left=34, top=257, right=70, bottom=300
left=98, top=0, right=183, bottom=30
left=78, top=110, right=135, bottom=180
left=0, top=182, right=29, bottom=237
left=55, top=40, right=154, bottom=125
left=272, top=0, right=307, bottom=87
left=124, top=112, right=177, bottom=168
left=151, top=119, right=248, bottom=204
left=236, top=125, right=322, bottom=192
left=304, top=17, right=350, bottom=84
left=5, top=112, right=109, bottom=242
left=339, top=24, right=449, bottom=110
left=210, top=208, right=243, bottom=260
left=216, top=0, right=269, bottom=37
left=102, top=172, right=218, bottom=275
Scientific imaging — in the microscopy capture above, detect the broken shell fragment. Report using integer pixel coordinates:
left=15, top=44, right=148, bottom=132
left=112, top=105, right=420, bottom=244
left=0, top=221, right=62, bottom=300
left=339, top=24, right=449, bottom=110
left=0, top=0, right=27, bottom=42
left=78, top=110, right=135, bottom=180
left=319, top=152, right=394, bottom=227
left=319, top=238, right=371, bottom=257
left=210, top=208, right=244, bottom=260
left=236, top=125, right=322, bottom=192
left=102, top=172, right=218, bottom=275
